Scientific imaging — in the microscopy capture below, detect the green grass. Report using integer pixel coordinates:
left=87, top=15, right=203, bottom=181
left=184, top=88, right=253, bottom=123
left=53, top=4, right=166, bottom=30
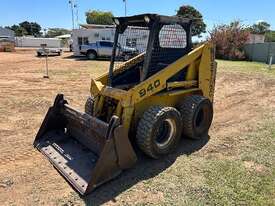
left=147, top=119, right=275, bottom=206
left=202, top=160, right=274, bottom=205
left=80, top=118, right=273, bottom=205
left=217, top=60, right=275, bottom=77
left=199, top=121, right=275, bottom=206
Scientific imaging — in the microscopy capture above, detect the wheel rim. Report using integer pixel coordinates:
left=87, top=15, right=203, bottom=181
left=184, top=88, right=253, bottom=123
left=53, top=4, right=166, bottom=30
left=155, top=118, right=176, bottom=149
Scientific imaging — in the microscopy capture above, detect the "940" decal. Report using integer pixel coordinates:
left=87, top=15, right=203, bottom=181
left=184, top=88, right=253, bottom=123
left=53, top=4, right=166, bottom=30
left=139, top=80, right=161, bottom=97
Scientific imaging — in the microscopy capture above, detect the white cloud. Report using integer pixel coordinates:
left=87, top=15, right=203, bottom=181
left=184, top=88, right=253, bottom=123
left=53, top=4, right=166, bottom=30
left=256, top=20, right=265, bottom=24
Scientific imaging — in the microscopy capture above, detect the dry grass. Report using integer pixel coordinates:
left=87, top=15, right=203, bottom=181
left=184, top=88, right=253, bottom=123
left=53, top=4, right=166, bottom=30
left=0, top=50, right=274, bottom=205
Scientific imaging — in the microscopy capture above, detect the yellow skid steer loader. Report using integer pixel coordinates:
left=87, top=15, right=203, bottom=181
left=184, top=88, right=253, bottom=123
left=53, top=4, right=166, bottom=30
left=34, top=14, right=217, bottom=195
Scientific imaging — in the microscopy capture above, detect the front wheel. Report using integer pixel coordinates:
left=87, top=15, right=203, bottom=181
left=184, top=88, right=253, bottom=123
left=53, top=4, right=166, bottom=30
left=136, top=106, right=182, bottom=159
left=87, top=51, right=97, bottom=60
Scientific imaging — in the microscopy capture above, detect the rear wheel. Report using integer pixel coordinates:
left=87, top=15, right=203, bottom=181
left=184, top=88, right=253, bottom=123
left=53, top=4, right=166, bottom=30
left=84, top=96, right=94, bottom=116
left=87, top=51, right=97, bottom=60
left=179, top=95, right=213, bottom=139
left=136, top=106, right=182, bottom=159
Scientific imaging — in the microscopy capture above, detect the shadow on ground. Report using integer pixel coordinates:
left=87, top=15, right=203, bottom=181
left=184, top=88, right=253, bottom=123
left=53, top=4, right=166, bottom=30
left=62, top=55, right=110, bottom=62
left=82, top=135, right=209, bottom=206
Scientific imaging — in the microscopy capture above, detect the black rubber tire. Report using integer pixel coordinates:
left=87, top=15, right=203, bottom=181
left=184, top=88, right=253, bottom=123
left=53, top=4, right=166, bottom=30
left=179, top=95, right=213, bottom=139
left=87, top=50, right=97, bottom=60
left=37, top=52, right=41, bottom=57
left=136, top=106, right=182, bottom=159
left=84, top=96, right=94, bottom=116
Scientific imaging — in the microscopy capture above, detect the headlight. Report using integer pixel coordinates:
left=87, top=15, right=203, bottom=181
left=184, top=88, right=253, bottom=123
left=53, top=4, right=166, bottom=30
left=114, top=19, right=120, bottom=25
left=144, top=16, right=150, bottom=23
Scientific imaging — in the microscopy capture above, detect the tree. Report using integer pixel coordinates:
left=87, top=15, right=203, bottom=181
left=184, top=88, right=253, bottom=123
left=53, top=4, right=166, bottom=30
left=249, top=21, right=270, bottom=34
left=5, top=25, right=27, bottom=36
left=45, top=28, right=71, bottom=38
left=86, top=10, right=114, bottom=25
left=265, top=31, right=275, bottom=42
left=19, top=21, right=42, bottom=36
left=209, top=21, right=250, bottom=60
left=7, top=21, right=42, bottom=37
left=176, top=5, right=206, bottom=37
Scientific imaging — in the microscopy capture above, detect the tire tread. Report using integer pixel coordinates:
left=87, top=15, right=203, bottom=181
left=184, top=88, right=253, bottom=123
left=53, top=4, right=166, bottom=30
left=179, top=95, right=212, bottom=139
left=136, top=106, right=181, bottom=158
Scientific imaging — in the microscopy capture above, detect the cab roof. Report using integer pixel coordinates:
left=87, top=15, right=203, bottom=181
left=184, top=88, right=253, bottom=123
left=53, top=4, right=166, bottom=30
left=113, top=13, right=192, bottom=27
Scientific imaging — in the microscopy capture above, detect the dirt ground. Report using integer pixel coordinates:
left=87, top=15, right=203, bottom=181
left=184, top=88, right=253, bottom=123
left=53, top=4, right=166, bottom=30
left=0, top=49, right=274, bottom=205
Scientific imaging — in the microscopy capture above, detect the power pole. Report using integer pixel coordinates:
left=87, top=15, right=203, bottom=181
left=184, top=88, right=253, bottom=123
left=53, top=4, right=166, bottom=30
left=69, top=0, right=75, bottom=29
left=74, top=2, right=79, bottom=29
left=123, top=0, right=127, bottom=16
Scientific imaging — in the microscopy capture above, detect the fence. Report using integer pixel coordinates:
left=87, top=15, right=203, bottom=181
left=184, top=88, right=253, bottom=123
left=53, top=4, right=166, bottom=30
left=244, top=42, right=275, bottom=64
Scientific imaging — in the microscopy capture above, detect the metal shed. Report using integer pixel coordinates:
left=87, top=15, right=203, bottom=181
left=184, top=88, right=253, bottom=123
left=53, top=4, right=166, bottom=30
left=0, top=27, right=15, bottom=41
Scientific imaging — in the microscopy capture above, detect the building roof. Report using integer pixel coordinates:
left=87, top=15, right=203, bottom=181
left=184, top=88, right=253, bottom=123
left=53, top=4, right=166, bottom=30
left=0, top=27, right=15, bottom=37
left=55, top=34, right=71, bottom=39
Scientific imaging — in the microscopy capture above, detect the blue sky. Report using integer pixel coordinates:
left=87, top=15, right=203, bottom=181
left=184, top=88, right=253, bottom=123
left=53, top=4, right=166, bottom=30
left=1, top=0, right=275, bottom=32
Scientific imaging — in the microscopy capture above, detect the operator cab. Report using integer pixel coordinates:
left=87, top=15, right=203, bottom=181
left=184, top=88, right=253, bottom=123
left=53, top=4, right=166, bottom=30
left=108, top=14, right=193, bottom=89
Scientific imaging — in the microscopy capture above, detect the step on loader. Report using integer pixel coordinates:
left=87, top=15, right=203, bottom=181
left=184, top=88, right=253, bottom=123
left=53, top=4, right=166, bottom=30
left=34, top=14, right=217, bottom=195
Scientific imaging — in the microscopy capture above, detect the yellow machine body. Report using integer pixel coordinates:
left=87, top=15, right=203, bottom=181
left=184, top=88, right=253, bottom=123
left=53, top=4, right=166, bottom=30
left=34, top=14, right=216, bottom=195
left=91, top=42, right=216, bottom=133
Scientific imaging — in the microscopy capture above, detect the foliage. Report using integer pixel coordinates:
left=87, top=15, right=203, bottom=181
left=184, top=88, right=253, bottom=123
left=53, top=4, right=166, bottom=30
left=248, top=21, right=270, bottom=34
left=265, top=31, right=275, bottom=42
left=45, top=28, right=71, bottom=38
left=209, top=21, right=250, bottom=60
left=6, top=21, right=42, bottom=37
left=5, top=25, right=27, bottom=36
left=176, top=5, right=206, bottom=37
left=86, top=10, right=114, bottom=25
left=19, top=21, right=42, bottom=36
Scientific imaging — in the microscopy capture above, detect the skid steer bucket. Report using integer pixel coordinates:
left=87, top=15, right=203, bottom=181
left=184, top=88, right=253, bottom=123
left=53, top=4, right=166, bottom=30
left=33, top=94, right=137, bottom=195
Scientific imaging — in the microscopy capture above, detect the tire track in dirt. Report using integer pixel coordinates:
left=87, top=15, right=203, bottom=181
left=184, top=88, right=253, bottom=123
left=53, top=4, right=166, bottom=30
left=0, top=150, right=39, bottom=166
left=204, top=71, right=275, bottom=157
left=0, top=135, right=40, bottom=166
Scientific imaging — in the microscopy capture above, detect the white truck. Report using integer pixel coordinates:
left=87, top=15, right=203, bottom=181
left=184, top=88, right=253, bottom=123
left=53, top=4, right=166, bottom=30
left=80, top=40, right=138, bottom=60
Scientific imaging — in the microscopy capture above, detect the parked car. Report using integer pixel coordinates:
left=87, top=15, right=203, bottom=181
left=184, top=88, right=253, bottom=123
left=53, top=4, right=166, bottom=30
left=80, top=40, right=138, bottom=60
left=37, top=47, right=62, bottom=56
